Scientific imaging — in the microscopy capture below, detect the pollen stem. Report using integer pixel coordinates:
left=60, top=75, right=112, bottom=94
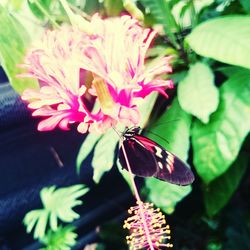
left=120, top=143, right=155, bottom=250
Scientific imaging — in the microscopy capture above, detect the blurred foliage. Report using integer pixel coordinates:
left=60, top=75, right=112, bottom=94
left=23, top=185, right=88, bottom=239
left=0, top=0, right=249, bottom=249
left=187, top=15, right=250, bottom=69
left=178, top=62, right=219, bottom=124
left=27, top=0, right=52, bottom=20
left=192, top=69, right=250, bottom=183
left=91, top=129, right=118, bottom=183
left=0, top=4, right=39, bottom=93
left=40, top=226, right=78, bottom=250
left=203, top=152, right=248, bottom=217
left=104, top=0, right=123, bottom=16
left=145, top=178, right=191, bottom=214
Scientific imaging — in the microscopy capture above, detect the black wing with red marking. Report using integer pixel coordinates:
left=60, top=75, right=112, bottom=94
left=134, top=135, right=194, bottom=185
left=119, top=133, right=194, bottom=186
left=118, top=137, right=157, bottom=177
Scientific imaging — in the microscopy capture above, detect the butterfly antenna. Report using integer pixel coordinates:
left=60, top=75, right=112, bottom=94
left=150, top=118, right=180, bottom=129
left=145, top=130, right=169, bottom=144
left=112, top=126, right=122, bottom=140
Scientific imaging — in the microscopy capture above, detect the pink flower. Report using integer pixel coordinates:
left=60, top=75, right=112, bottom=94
left=20, top=16, right=173, bottom=133
left=21, top=27, right=93, bottom=132
left=80, top=15, right=173, bottom=123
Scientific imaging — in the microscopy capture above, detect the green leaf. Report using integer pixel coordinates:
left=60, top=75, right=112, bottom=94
left=23, top=185, right=88, bottom=239
left=0, top=5, right=39, bottom=94
left=92, top=129, right=119, bottom=183
left=178, top=62, right=219, bottom=123
left=24, top=209, right=48, bottom=238
left=104, top=0, right=123, bottom=16
left=187, top=16, right=250, bottom=69
left=147, top=97, right=192, bottom=161
left=146, top=45, right=170, bottom=58
left=76, top=133, right=102, bottom=174
left=203, top=153, right=248, bottom=217
left=116, top=158, right=134, bottom=193
left=139, top=0, right=179, bottom=47
left=28, top=0, right=52, bottom=20
left=83, top=0, right=100, bottom=15
left=192, top=69, right=250, bottom=183
left=10, top=0, right=25, bottom=9
left=223, top=226, right=250, bottom=250
left=33, top=210, right=49, bottom=239
left=145, top=98, right=193, bottom=213
left=172, top=0, right=213, bottom=28
left=217, top=66, right=247, bottom=78
left=40, top=225, right=77, bottom=250
left=42, top=185, right=88, bottom=222
left=239, top=0, right=250, bottom=13
left=146, top=178, right=191, bottom=214
left=138, top=92, right=158, bottom=128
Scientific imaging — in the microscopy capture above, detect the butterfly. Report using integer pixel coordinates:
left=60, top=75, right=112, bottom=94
left=118, top=126, right=194, bottom=186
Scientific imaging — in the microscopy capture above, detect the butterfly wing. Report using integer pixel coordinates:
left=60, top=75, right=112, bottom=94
left=154, top=150, right=195, bottom=185
left=118, top=138, right=158, bottom=177
left=134, top=135, right=195, bottom=186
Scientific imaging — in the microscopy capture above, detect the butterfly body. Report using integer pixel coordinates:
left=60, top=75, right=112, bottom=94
left=119, top=127, right=194, bottom=186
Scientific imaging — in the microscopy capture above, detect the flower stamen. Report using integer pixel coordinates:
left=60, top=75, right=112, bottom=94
left=124, top=202, right=173, bottom=249
left=92, top=76, right=115, bottom=116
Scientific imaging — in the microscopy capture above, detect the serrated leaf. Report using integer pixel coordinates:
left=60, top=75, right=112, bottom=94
left=24, top=209, right=46, bottom=233
left=40, top=225, right=77, bottom=250
left=92, top=129, right=119, bottom=183
left=76, top=133, right=102, bottom=174
left=192, top=69, right=250, bottom=183
left=24, top=185, right=88, bottom=239
left=34, top=210, right=49, bottom=239
left=144, top=98, right=193, bottom=213
left=187, top=16, right=250, bottom=69
left=203, top=153, right=248, bottom=217
left=147, top=97, right=192, bottom=161
left=178, top=62, right=219, bottom=123
left=0, top=4, right=39, bottom=94
left=146, top=178, right=191, bottom=214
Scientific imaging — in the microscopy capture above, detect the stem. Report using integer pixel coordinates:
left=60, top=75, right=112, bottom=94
left=68, top=2, right=91, bottom=20
left=120, top=142, right=155, bottom=250
left=59, top=0, right=73, bottom=18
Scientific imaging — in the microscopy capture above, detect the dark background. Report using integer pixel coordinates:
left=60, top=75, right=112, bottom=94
left=0, top=68, right=133, bottom=250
